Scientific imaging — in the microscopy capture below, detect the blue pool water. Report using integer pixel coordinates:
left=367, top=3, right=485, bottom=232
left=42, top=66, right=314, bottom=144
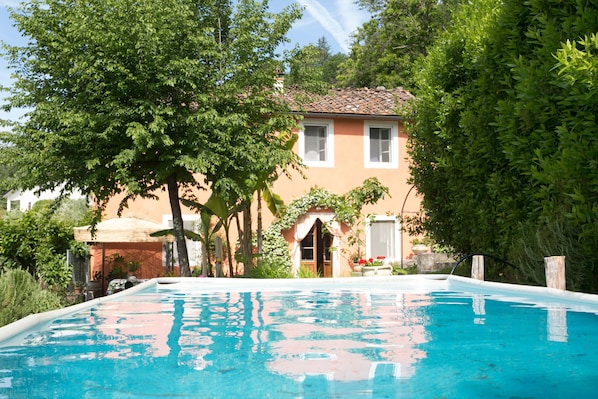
left=1, top=276, right=598, bottom=398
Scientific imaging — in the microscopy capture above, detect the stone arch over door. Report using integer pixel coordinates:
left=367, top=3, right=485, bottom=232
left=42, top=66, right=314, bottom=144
left=291, top=212, right=341, bottom=277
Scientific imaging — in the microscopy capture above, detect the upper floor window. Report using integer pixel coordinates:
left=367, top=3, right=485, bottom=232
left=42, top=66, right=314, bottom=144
left=299, top=119, right=334, bottom=167
left=364, top=121, right=399, bottom=168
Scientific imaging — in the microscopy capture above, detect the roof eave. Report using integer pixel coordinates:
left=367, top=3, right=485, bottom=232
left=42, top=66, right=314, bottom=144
left=292, top=111, right=403, bottom=121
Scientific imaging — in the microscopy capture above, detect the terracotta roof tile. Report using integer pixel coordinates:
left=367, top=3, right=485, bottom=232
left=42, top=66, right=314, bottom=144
left=286, top=87, right=414, bottom=116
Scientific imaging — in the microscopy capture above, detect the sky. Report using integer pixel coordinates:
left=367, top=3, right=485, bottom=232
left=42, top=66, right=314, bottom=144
left=0, top=0, right=370, bottom=123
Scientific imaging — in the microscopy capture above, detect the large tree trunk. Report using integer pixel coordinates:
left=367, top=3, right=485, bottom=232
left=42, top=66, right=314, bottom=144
left=167, top=174, right=190, bottom=277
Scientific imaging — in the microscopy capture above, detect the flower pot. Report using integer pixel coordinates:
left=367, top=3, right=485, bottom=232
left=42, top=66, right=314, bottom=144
left=362, top=265, right=392, bottom=276
left=375, top=265, right=393, bottom=276
left=412, top=244, right=429, bottom=255
left=86, top=280, right=102, bottom=299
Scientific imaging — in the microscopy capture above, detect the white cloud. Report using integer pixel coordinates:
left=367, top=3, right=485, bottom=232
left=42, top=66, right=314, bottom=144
left=0, top=0, right=20, bottom=7
left=335, top=0, right=368, bottom=35
left=296, top=0, right=363, bottom=53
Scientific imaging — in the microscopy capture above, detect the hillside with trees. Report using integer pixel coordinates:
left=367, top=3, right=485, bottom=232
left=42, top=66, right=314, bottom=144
left=336, top=0, right=461, bottom=90
left=287, top=37, right=348, bottom=86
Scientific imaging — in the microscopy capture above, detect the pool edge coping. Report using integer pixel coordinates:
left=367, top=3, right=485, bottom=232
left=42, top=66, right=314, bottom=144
left=3, top=274, right=598, bottom=343
left=448, top=275, right=598, bottom=306
left=0, top=278, right=159, bottom=343
left=0, top=275, right=446, bottom=342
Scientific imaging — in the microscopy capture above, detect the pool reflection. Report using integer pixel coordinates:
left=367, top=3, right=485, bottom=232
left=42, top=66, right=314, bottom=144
left=3, top=280, right=598, bottom=398
left=262, top=291, right=429, bottom=382
left=547, top=306, right=568, bottom=342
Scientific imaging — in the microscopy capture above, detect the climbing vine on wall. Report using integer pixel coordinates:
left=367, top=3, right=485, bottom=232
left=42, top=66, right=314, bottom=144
left=259, top=178, right=389, bottom=272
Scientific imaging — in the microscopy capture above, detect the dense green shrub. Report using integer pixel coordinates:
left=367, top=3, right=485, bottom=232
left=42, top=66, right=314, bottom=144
left=407, top=0, right=598, bottom=291
left=297, top=265, right=319, bottom=278
left=0, top=268, right=63, bottom=327
left=0, top=199, right=91, bottom=290
left=35, top=249, right=71, bottom=289
left=249, top=257, right=293, bottom=279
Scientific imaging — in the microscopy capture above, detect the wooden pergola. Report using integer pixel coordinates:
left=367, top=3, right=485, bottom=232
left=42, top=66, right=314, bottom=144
left=74, top=217, right=175, bottom=243
left=74, top=217, right=175, bottom=296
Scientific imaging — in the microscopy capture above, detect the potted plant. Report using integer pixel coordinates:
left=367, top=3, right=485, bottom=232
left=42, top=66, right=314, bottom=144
left=335, top=178, right=390, bottom=272
left=360, top=256, right=393, bottom=276
left=125, top=258, right=140, bottom=276
left=106, top=254, right=141, bottom=280
left=73, top=281, right=85, bottom=294
left=411, top=237, right=431, bottom=255
left=348, top=251, right=362, bottom=271
left=86, top=271, right=103, bottom=298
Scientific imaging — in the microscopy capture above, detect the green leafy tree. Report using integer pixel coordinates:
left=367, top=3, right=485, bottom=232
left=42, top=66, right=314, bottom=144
left=407, top=0, right=598, bottom=291
left=184, top=192, right=241, bottom=277
left=202, top=121, right=302, bottom=276
left=288, top=37, right=348, bottom=86
left=236, top=129, right=299, bottom=276
left=0, top=0, right=304, bottom=277
left=154, top=129, right=302, bottom=277
left=337, top=0, right=460, bottom=89
left=0, top=165, right=16, bottom=214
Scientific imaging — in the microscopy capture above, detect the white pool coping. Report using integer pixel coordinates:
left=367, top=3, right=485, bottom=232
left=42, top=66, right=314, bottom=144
left=0, top=278, right=154, bottom=343
left=2, top=274, right=598, bottom=344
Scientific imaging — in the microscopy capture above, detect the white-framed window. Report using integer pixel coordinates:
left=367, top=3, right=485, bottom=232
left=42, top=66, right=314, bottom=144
left=162, top=215, right=202, bottom=267
left=365, top=215, right=401, bottom=263
left=363, top=121, right=399, bottom=168
left=299, top=119, right=334, bottom=167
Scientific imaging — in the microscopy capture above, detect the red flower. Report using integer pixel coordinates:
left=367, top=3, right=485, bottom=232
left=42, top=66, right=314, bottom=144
left=359, top=256, right=386, bottom=266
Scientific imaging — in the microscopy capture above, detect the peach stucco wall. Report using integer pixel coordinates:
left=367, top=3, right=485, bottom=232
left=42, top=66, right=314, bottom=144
left=98, top=116, right=422, bottom=277
left=270, top=118, right=418, bottom=219
left=270, top=117, right=422, bottom=268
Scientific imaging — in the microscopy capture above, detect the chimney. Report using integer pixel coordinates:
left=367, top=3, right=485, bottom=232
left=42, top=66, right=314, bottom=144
left=274, top=65, right=285, bottom=92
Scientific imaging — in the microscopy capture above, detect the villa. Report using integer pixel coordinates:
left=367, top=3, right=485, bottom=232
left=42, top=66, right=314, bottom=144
left=82, top=85, right=422, bottom=280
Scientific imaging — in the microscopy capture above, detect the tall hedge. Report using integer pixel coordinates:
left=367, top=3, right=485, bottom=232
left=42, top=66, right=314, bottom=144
left=408, top=0, right=598, bottom=291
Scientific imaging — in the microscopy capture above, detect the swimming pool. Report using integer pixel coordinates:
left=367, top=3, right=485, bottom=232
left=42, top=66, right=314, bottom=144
left=1, top=275, right=598, bottom=398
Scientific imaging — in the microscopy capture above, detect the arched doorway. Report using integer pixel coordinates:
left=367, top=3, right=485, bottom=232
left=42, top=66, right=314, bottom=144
left=300, top=218, right=333, bottom=277
left=291, top=212, right=341, bottom=277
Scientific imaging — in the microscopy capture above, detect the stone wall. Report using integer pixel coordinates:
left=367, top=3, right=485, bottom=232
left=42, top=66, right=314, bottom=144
left=416, top=253, right=457, bottom=273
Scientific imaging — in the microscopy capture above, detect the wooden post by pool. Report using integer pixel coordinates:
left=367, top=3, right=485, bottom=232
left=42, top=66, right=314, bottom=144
left=471, top=255, right=484, bottom=281
left=545, top=256, right=566, bottom=290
